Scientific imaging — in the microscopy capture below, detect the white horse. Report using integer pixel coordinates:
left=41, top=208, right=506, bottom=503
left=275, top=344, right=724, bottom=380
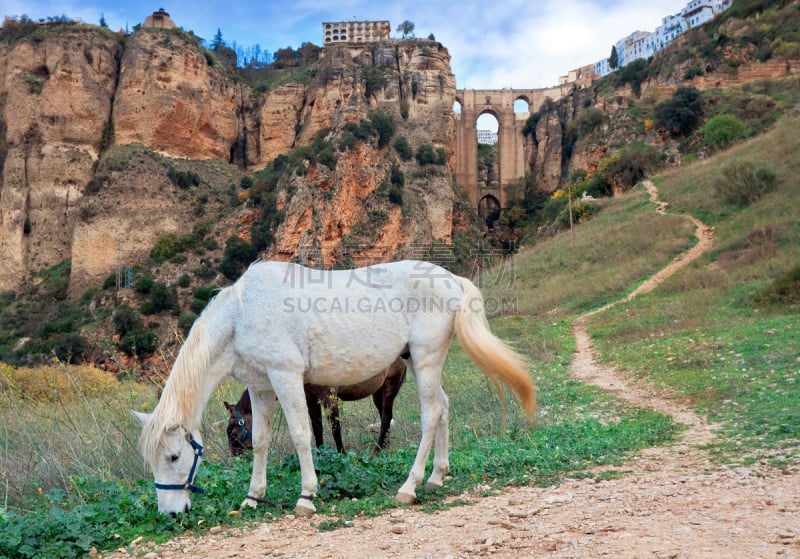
left=133, top=260, right=536, bottom=516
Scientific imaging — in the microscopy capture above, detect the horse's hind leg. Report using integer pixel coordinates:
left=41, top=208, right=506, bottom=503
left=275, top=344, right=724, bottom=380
left=396, top=356, right=448, bottom=505
left=425, top=387, right=450, bottom=488
left=241, top=389, right=276, bottom=509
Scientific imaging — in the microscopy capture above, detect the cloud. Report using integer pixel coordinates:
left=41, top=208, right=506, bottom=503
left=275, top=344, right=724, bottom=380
left=8, top=0, right=687, bottom=89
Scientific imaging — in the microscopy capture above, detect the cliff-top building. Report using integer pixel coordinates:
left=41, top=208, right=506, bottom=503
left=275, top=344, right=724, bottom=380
left=144, top=8, right=176, bottom=29
left=592, top=0, right=731, bottom=78
left=323, top=19, right=391, bottom=46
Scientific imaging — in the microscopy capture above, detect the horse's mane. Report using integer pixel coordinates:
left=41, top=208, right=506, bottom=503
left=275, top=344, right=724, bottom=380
left=138, top=286, right=234, bottom=463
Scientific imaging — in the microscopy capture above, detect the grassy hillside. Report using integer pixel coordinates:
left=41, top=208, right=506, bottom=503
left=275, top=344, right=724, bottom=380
left=589, top=112, right=800, bottom=463
left=2, top=109, right=798, bottom=557
left=485, top=109, right=800, bottom=465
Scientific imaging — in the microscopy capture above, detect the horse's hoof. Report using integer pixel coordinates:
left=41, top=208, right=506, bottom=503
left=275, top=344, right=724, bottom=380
left=294, top=500, right=316, bottom=517
left=395, top=491, right=416, bottom=505
left=240, top=497, right=258, bottom=509
left=425, top=480, right=443, bottom=489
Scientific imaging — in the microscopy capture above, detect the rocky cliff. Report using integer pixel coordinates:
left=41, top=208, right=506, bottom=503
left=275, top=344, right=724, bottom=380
left=0, top=22, right=458, bottom=296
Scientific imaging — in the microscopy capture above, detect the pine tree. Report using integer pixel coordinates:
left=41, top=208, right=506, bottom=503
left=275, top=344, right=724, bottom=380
left=609, top=45, right=619, bottom=70
left=211, top=28, right=225, bottom=51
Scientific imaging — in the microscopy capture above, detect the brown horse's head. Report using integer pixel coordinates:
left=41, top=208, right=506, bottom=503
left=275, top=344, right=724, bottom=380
left=224, top=391, right=253, bottom=456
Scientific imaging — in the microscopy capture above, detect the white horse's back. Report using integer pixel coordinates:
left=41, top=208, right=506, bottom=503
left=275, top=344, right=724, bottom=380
left=232, top=260, right=462, bottom=387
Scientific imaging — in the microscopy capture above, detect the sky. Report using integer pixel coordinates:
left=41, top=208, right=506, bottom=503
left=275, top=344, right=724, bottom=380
left=3, top=0, right=687, bottom=89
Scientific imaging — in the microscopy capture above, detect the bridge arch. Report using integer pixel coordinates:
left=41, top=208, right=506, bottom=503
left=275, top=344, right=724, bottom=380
left=478, top=194, right=501, bottom=228
left=454, top=85, right=569, bottom=212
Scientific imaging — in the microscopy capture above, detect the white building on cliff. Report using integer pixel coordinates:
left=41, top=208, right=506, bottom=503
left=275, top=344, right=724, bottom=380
left=593, top=0, right=732, bottom=77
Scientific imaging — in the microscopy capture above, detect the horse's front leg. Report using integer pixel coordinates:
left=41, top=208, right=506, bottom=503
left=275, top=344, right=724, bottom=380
left=241, top=389, right=276, bottom=509
left=306, top=390, right=325, bottom=448
left=271, top=371, right=318, bottom=517
left=372, top=390, right=389, bottom=452
left=328, top=399, right=344, bottom=453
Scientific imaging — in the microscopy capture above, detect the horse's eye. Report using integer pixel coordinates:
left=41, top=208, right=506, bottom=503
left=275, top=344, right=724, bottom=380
left=169, top=453, right=180, bottom=462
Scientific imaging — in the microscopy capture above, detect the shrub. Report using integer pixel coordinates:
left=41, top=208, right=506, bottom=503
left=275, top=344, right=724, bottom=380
left=576, top=108, right=605, bottom=136
left=702, top=114, right=749, bottom=149
left=388, top=188, right=403, bottom=206
left=84, top=177, right=103, bottom=195
left=755, top=265, right=800, bottom=307
left=391, top=166, right=405, bottom=188
left=683, top=64, right=704, bottom=80
left=178, top=312, right=198, bottom=335
left=415, top=143, right=446, bottom=166
left=0, top=364, right=118, bottom=402
left=119, top=330, right=157, bottom=355
left=339, top=130, right=358, bottom=151
left=166, top=167, right=201, bottom=189
left=585, top=173, right=612, bottom=198
left=368, top=110, right=395, bottom=148
left=714, top=159, right=778, bottom=206
left=150, top=233, right=181, bottom=263
left=146, top=283, right=179, bottom=314
left=393, top=136, right=413, bottom=161
left=614, top=58, right=650, bottom=97
left=600, top=143, right=663, bottom=192
left=363, top=67, right=386, bottom=99
left=46, top=332, right=89, bottom=364
left=134, top=275, right=155, bottom=295
left=220, top=236, right=258, bottom=280
left=655, top=86, right=704, bottom=136
left=178, top=273, right=191, bottom=288
left=113, top=306, right=143, bottom=336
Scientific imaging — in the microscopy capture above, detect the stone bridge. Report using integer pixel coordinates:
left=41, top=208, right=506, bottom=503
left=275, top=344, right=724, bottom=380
left=454, top=85, right=570, bottom=219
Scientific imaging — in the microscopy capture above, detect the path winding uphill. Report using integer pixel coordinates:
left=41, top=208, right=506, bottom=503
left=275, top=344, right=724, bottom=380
left=108, top=183, right=800, bottom=559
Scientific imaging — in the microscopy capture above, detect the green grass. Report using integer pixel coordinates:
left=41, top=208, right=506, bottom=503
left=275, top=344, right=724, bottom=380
left=0, top=317, right=676, bottom=558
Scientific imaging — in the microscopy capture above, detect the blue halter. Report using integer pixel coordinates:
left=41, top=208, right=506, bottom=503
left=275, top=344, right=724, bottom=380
left=154, top=432, right=205, bottom=494
left=237, top=409, right=252, bottom=442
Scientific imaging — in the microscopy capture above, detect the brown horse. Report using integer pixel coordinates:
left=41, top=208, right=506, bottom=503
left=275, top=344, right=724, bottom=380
left=224, top=356, right=407, bottom=455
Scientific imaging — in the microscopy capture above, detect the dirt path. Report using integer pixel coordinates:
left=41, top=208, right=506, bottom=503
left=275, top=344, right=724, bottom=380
left=110, top=182, right=800, bottom=559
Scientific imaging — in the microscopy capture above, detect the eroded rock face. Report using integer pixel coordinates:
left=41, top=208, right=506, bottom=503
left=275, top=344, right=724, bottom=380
left=0, top=28, right=122, bottom=292
left=0, top=25, right=459, bottom=294
left=112, top=30, right=239, bottom=160
left=268, top=41, right=457, bottom=267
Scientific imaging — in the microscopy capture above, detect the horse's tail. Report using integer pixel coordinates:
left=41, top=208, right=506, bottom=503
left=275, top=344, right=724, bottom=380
left=453, top=275, right=536, bottom=423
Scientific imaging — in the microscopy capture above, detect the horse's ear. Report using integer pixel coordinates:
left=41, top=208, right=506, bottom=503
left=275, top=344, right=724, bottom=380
left=224, top=401, right=234, bottom=413
left=131, top=410, right=151, bottom=426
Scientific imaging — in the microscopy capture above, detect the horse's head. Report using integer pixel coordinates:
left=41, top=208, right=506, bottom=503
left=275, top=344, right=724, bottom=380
left=131, top=410, right=204, bottom=516
left=224, top=400, right=253, bottom=456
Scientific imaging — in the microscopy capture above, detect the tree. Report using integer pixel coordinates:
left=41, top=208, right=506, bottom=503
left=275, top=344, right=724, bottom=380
left=273, top=46, right=298, bottom=69
left=609, top=45, right=619, bottom=70
left=655, top=86, right=704, bottom=136
left=297, top=42, right=321, bottom=65
left=99, top=13, right=108, bottom=28
left=211, top=28, right=224, bottom=51
left=396, top=20, right=415, bottom=39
